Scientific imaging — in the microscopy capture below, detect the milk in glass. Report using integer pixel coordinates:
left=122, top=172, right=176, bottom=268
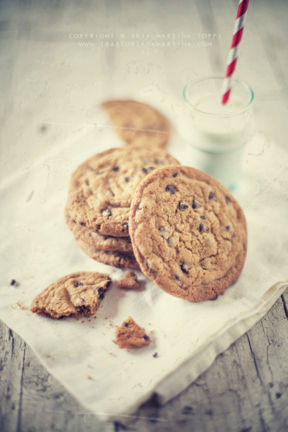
left=182, top=78, right=254, bottom=190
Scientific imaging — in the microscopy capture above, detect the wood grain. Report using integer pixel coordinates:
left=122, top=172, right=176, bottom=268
left=1, top=291, right=288, bottom=432
left=0, top=0, right=288, bottom=430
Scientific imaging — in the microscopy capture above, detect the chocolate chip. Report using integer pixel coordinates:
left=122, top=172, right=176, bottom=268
left=143, top=334, right=150, bottom=341
left=101, top=208, right=112, bottom=217
left=180, top=261, right=189, bottom=274
left=175, top=275, right=180, bottom=280
left=97, top=287, right=105, bottom=300
left=192, top=199, right=200, bottom=209
left=208, top=192, right=215, bottom=200
left=124, top=176, right=130, bottom=182
left=112, top=166, right=119, bottom=172
left=123, top=322, right=129, bottom=327
left=73, top=281, right=81, bottom=287
left=146, top=262, right=156, bottom=274
left=154, top=158, right=160, bottom=164
left=225, top=196, right=231, bottom=204
left=172, top=172, right=179, bottom=177
left=178, top=202, right=188, bottom=211
left=77, top=305, right=90, bottom=314
left=10, top=279, right=17, bottom=286
left=147, top=166, right=155, bottom=172
left=79, top=221, right=86, bottom=226
left=198, top=223, right=204, bottom=233
left=165, top=185, right=175, bottom=194
left=158, top=227, right=166, bottom=235
left=142, top=167, right=148, bottom=174
left=225, top=225, right=230, bottom=231
left=122, top=222, right=128, bottom=231
left=200, top=215, right=206, bottom=220
left=153, top=352, right=158, bottom=358
left=167, top=236, right=173, bottom=245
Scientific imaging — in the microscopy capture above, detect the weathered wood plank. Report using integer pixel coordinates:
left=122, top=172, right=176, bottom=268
left=196, top=0, right=224, bottom=72
left=131, top=289, right=288, bottom=432
left=1, top=0, right=288, bottom=431
left=0, top=325, right=26, bottom=432
left=1, top=289, right=287, bottom=431
left=0, top=325, right=114, bottom=432
left=250, top=0, right=288, bottom=93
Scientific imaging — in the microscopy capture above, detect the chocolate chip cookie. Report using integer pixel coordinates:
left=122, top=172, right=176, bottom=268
left=129, top=166, right=247, bottom=302
left=76, top=239, right=140, bottom=270
left=102, top=99, right=170, bottom=149
left=71, top=222, right=133, bottom=254
left=30, top=272, right=111, bottom=319
left=65, top=147, right=180, bottom=240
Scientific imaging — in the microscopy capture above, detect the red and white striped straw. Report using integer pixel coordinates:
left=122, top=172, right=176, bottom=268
left=221, top=0, right=250, bottom=105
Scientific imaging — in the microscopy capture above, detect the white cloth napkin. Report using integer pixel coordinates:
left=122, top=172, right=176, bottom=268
left=0, top=123, right=287, bottom=421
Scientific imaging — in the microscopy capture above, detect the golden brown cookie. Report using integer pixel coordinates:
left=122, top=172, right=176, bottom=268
left=117, top=272, right=141, bottom=290
left=129, top=166, right=247, bottom=302
left=76, top=240, right=140, bottom=270
left=70, top=222, right=133, bottom=254
left=114, top=317, right=151, bottom=349
left=65, top=147, right=180, bottom=239
left=30, top=272, right=111, bottom=319
left=102, top=99, right=170, bottom=149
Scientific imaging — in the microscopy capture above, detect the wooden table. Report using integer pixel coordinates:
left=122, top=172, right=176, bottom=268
left=1, top=1, right=288, bottom=430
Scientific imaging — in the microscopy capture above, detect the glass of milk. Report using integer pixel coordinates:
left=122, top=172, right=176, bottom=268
left=181, top=76, right=255, bottom=191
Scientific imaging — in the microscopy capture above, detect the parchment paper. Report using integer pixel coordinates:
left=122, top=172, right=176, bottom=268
left=0, top=120, right=287, bottom=421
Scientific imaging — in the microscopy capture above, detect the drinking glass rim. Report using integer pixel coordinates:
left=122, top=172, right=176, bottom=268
left=183, top=76, right=254, bottom=117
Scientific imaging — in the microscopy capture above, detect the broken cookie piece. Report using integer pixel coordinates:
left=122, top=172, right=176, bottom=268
left=117, top=272, right=141, bottom=290
left=114, top=317, right=151, bottom=349
left=30, top=272, right=111, bottom=319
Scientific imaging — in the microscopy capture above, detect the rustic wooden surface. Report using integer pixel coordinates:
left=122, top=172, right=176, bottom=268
left=1, top=292, right=288, bottom=432
left=1, top=0, right=288, bottom=431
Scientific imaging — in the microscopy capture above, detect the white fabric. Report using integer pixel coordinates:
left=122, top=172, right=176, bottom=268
left=0, top=122, right=287, bottom=421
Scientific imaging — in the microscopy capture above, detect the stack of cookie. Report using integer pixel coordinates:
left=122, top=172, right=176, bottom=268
left=65, top=99, right=174, bottom=269
left=65, top=100, right=247, bottom=302
left=65, top=146, right=180, bottom=269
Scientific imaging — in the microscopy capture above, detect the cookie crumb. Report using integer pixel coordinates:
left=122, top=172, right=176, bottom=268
left=16, top=301, right=27, bottom=310
left=117, top=272, right=141, bottom=290
left=39, top=124, right=48, bottom=134
left=87, top=375, right=93, bottom=380
left=153, top=352, right=158, bottom=358
left=114, top=317, right=151, bottom=349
